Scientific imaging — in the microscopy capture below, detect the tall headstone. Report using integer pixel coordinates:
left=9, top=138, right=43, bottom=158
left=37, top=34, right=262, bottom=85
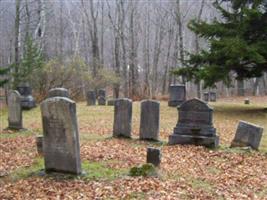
left=7, top=90, right=23, bottom=130
left=113, top=98, right=132, bottom=138
left=231, top=121, right=263, bottom=150
left=86, top=90, right=96, bottom=106
left=139, top=100, right=160, bottom=141
left=203, top=92, right=209, bottom=102
left=17, top=83, right=36, bottom=109
left=48, top=88, right=70, bottom=98
left=209, top=92, right=217, bottom=102
left=97, top=89, right=106, bottom=105
left=41, top=97, right=81, bottom=174
left=168, top=84, right=186, bottom=107
left=168, top=98, right=219, bottom=148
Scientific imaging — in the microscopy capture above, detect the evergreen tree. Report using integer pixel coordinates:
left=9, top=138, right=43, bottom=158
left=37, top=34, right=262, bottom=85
left=0, top=67, right=9, bottom=87
left=174, top=0, right=267, bottom=88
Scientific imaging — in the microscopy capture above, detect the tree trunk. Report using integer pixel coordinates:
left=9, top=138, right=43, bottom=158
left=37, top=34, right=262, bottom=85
left=14, top=0, right=21, bottom=87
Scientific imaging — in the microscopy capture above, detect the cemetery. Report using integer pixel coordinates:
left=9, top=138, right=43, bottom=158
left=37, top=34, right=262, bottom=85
left=0, top=0, right=267, bottom=199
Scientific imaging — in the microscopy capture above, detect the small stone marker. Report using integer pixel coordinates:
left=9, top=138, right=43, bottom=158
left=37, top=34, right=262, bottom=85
left=168, top=98, right=219, bottom=148
left=113, top=98, right=132, bottom=138
left=41, top=97, right=81, bottom=174
left=107, top=99, right=115, bottom=106
left=7, top=90, right=23, bottom=130
left=168, top=84, right=186, bottom=107
left=209, top=92, right=217, bottom=102
left=17, top=83, right=36, bottom=109
left=36, top=135, right=43, bottom=155
left=231, top=121, right=263, bottom=150
left=86, top=90, right=96, bottom=106
left=98, top=96, right=106, bottom=105
left=147, top=147, right=161, bottom=167
left=244, top=98, right=250, bottom=105
left=139, top=100, right=160, bottom=141
left=203, top=92, right=209, bottom=102
left=48, top=88, right=70, bottom=98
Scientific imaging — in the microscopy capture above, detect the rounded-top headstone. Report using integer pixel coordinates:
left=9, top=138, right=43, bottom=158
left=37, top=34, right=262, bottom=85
left=48, top=88, right=70, bottom=98
left=7, top=90, right=23, bottom=130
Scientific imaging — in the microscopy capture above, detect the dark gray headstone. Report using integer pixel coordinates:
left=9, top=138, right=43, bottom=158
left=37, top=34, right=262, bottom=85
left=86, top=90, right=96, bottom=106
left=203, top=92, right=209, bottom=102
left=168, top=84, right=186, bottom=107
left=244, top=98, right=250, bottom=105
left=17, top=83, right=36, bottom=109
left=231, top=121, right=263, bottom=150
left=48, top=88, right=70, bottom=98
left=98, top=89, right=106, bottom=98
left=168, top=98, right=219, bottom=148
left=113, top=98, right=132, bottom=138
left=7, top=90, right=23, bottom=130
left=139, top=100, right=160, bottom=141
left=98, top=96, right=106, bottom=105
left=209, top=92, right=216, bottom=102
left=41, top=97, right=81, bottom=174
left=107, top=99, right=115, bottom=106
left=36, top=135, right=43, bottom=155
left=147, top=147, right=161, bottom=167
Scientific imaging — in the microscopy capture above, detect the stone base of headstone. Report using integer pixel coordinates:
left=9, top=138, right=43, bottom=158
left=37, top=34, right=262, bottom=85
left=169, top=134, right=219, bottom=148
left=36, top=135, right=43, bottom=156
left=168, top=100, right=183, bottom=107
left=107, top=99, right=115, bottom=106
left=4, top=126, right=26, bottom=131
left=147, top=147, right=161, bottom=167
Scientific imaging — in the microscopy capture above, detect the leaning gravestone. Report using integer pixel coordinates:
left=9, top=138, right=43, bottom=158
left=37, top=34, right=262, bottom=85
left=7, top=90, right=23, bottom=130
left=231, top=121, right=263, bottom=150
left=17, top=83, right=36, bottom=109
left=41, top=97, right=81, bottom=174
left=168, top=84, right=186, bottom=107
left=48, top=88, right=70, bottom=98
left=139, top=100, right=160, bottom=141
left=86, top=90, right=96, bottom=106
left=209, top=92, right=217, bottom=102
left=113, top=98, right=132, bottom=138
left=168, top=98, right=219, bottom=148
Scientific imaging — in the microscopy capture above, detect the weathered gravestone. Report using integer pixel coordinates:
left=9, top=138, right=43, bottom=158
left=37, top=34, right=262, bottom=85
left=168, top=98, right=219, bottom=148
left=48, top=88, right=70, bottom=98
left=98, top=89, right=106, bottom=98
left=168, top=84, right=186, bottom=107
left=203, top=92, right=209, bottom=102
left=244, top=98, right=250, bottom=105
left=231, top=121, right=263, bottom=150
left=41, top=97, right=81, bottom=174
left=147, top=147, right=161, bottom=167
left=7, top=90, right=23, bottom=130
left=209, top=92, right=217, bottom=102
left=98, top=96, right=106, bottom=105
left=113, top=98, right=132, bottom=138
left=17, top=83, right=36, bottom=109
left=139, top=100, right=160, bottom=141
left=36, top=135, right=43, bottom=155
left=86, top=90, right=96, bottom=106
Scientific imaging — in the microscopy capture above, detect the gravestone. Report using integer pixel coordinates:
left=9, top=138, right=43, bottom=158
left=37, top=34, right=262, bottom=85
left=168, top=84, right=186, bottom=107
left=147, top=147, right=161, bottom=167
left=17, top=83, right=36, bottom=109
left=203, top=92, right=209, bottom=102
left=244, top=98, right=250, bottom=105
left=41, top=97, right=81, bottom=174
left=139, top=100, right=160, bottom=141
left=98, top=89, right=106, bottom=98
left=48, top=88, right=70, bottom=98
left=107, top=99, right=115, bottom=106
left=209, top=92, right=217, bottom=102
left=113, top=98, right=132, bottom=138
left=168, top=98, right=219, bottom=148
left=36, top=135, right=43, bottom=155
left=86, top=90, right=96, bottom=106
left=7, top=90, right=23, bottom=130
left=98, top=96, right=106, bottom=105
left=231, top=121, right=263, bottom=150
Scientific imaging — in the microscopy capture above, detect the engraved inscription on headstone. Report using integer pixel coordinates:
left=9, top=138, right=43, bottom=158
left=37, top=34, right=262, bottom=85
left=41, top=97, right=81, bottom=174
left=7, top=90, right=23, bottom=130
left=168, top=98, right=219, bottom=148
